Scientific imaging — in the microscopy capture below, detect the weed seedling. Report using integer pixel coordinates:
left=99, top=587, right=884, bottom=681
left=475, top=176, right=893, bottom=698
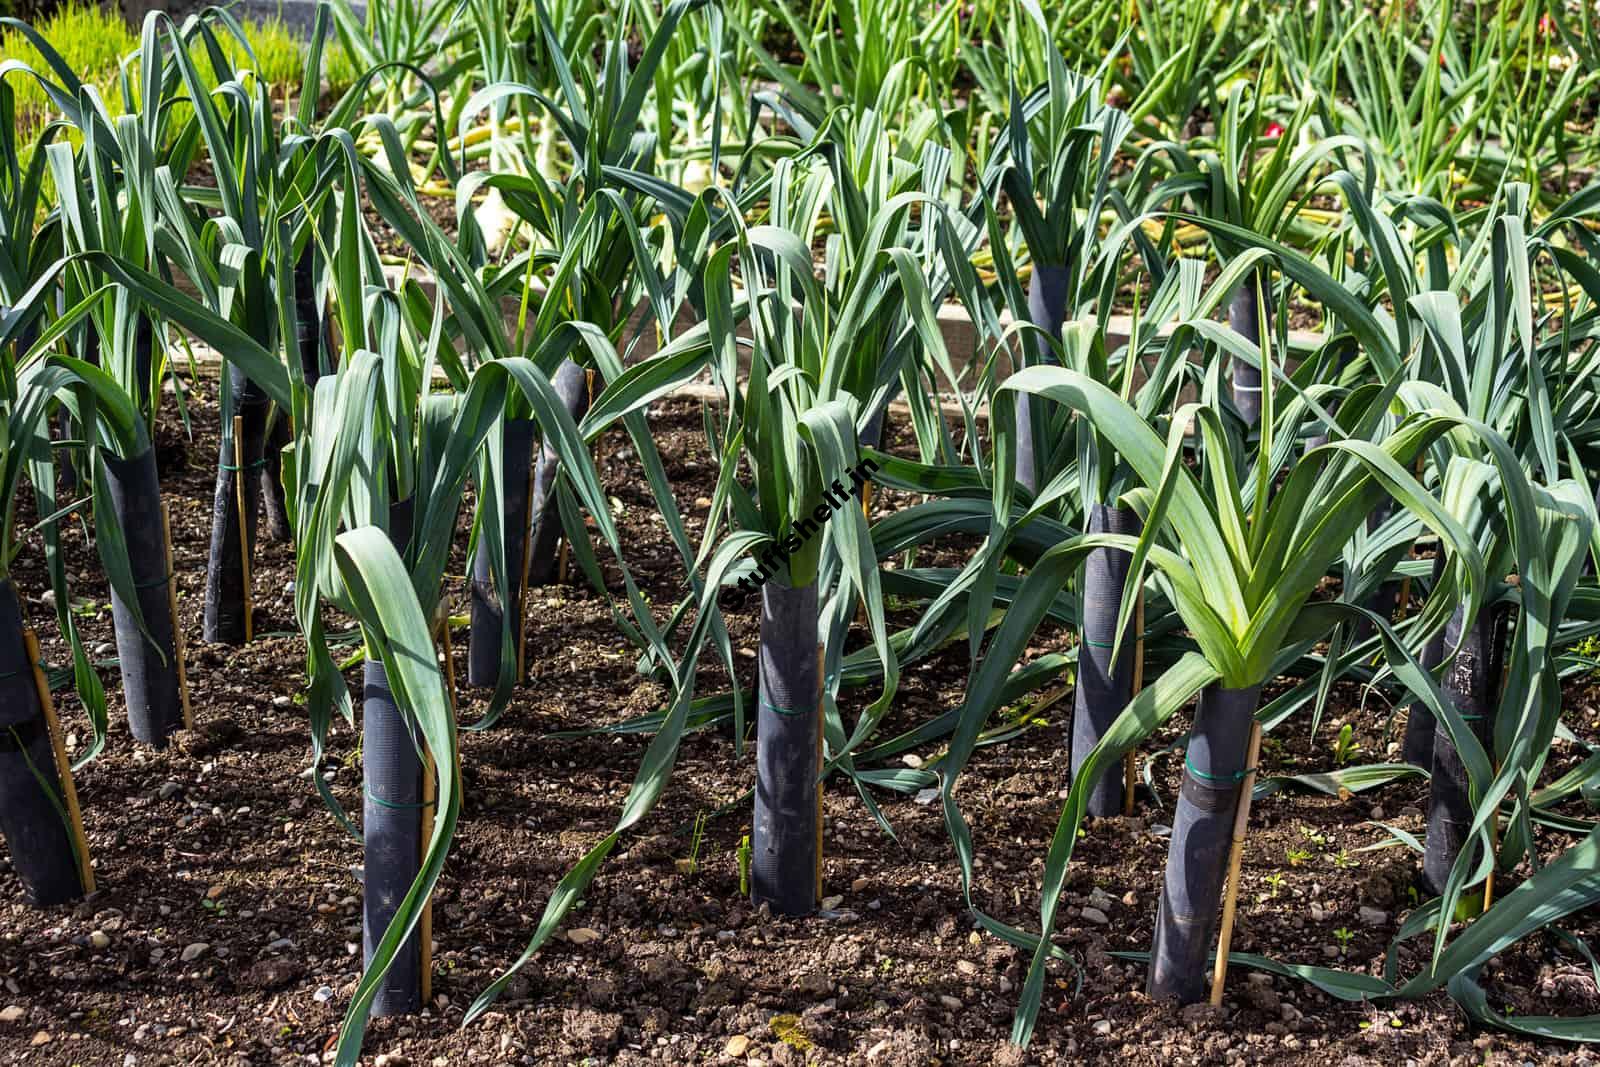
left=736, top=834, right=752, bottom=895
left=676, top=811, right=708, bottom=876
left=1331, top=723, right=1360, bottom=766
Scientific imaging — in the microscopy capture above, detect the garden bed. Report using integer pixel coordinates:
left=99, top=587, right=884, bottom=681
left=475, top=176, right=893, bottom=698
left=1, top=388, right=1596, bottom=1066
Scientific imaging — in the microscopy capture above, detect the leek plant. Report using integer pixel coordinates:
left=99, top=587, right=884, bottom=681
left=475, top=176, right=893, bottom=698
left=696, top=177, right=897, bottom=913
left=976, top=15, right=1163, bottom=813
left=0, top=300, right=113, bottom=905
left=734, top=0, right=963, bottom=131
left=932, top=210, right=1511, bottom=1027
left=966, top=256, right=1232, bottom=816
left=949, top=177, right=1600, bottom=1037
left=688, top=123, right=1009, bottom=900
left=282, top=157, right=671, bottom=1063
left=1316, top=176, right=1600, bottom=775
left=47, top=117, right=191, bottom=749
left=0, top=66, right=110, bottom=764
left=1378, top=181, right=1600, bottom=899
left=1106, top=0, right=1263, bottom=141
left=978, top=361, right=1489, bottom=1021
left=542, top=129, right=981, bottom=917
left=1132, top=70, right=1359, bottom=427
left=447, top=0, right=717, bottom=689
left=634, top=0, right=760, bottom=189
left=981, top=12, right=1134, bottom=491
left=108, top=10, right=331, bottom=646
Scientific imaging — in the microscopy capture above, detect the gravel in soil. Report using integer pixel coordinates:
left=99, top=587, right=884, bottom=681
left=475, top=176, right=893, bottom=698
left=2, top=384, right=1599, bottom=1066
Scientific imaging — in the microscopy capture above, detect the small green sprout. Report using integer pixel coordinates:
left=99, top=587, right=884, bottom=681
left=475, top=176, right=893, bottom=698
left=736, top=834, right=752, bottom=895
left=1331, top=723, right=1360, bottom=766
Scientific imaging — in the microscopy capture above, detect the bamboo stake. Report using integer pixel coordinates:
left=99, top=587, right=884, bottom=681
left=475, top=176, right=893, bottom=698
left=161, top=502, right=193, bottom=730
left=1123, top=591, right=1146, bottom=816
left=232, top=415, right=253, bottom=643
left=815, top=642, right=825, bottom=905
left=1485, top=653, right=1513, bottom=911
left=1483, top=815, right=1498, bottom=912
left=25, top=630, right=94, bottom=895
left=515, top=458, right=536, bottom=683
left=1210, top=719, right=1263, bottom=1006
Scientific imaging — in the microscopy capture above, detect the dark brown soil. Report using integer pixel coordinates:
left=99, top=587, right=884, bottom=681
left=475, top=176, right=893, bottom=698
left=2, top=385, right=1599, bottom=1066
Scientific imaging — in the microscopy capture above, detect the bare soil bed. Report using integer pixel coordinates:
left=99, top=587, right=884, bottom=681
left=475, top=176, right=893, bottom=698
left=2, top=385, right=1599, bottom=1066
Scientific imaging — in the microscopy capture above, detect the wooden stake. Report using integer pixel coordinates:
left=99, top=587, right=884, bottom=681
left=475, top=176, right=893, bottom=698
left=1210, top=719, right=1263, bottom=1006
left=1124, top=591, right=1146, bottom=817
left=515, top=459, right=536, bottom=684
left=232, top=415, right=253, bottom=644
left=161, top=502, right=192, bottom=730
left=1483, top=814, right=1498, bottom=911
left=25, top=630, right=95, bottom=895
left=815, top=642, right=825, bottom=905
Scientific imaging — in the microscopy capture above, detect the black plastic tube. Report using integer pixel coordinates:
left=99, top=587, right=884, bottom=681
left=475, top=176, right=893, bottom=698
left=55, top=307, right=94, bottom=497
left=293, top=243, right=329, bottom=387
left=1072, top=504, right=1142, bottom=817
left=1421, top=604, right=1507, bottom=897
left=1402, top=553, right=1449, bottom=769
left=1015, top=263, right=1070, bottom=495
left=527, top=359, right=591, bottom=587
left=134, top=315, right=153, bottom=411
left=363, top=496, right=423, bottom=1016
left=260, top=412, right=293, bottom=544
left=1228, top=280, right=1262, bottom=428
left=203, top=365, right=268, bottom=644
left=1147, top=683, right=1262, bottom=1003
left=468, top=418, right=538, bottom=687
left=362, top=655, right=423, bottom=1016
left=102, top=446, right=184, bottom=748
left=751, top=580, right=821, bottom=917
left=259, top=245, right=329, bottom=545
left=858, top=401, right=889, bottom=454
left=0, top=579, right=84, bottom=906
